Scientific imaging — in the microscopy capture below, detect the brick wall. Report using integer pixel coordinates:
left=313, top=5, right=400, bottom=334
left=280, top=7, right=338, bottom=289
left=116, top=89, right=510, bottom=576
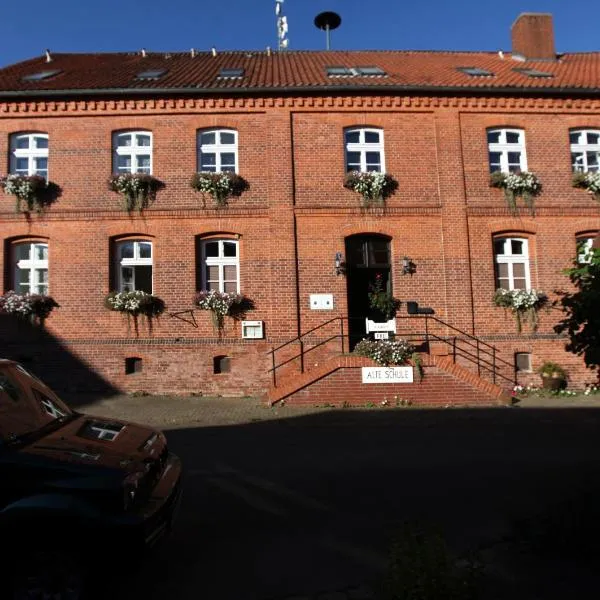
left=1, top=93, right=599, bottom=397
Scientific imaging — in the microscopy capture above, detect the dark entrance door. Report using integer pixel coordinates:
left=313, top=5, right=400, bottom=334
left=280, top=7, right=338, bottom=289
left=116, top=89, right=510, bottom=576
left=345, top=235, right=392, bottom=348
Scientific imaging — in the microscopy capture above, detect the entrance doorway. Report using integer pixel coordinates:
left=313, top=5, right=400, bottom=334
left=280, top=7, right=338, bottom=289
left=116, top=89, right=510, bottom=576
left=345, top=234, right=392, bottom=348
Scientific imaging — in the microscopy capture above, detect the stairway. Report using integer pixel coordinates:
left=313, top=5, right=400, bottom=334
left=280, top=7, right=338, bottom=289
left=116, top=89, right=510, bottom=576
left=267, top=316, right=514, bottom=407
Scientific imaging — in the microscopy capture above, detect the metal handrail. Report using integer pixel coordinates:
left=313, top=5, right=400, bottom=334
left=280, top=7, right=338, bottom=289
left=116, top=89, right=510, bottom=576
left=268, top=314, right=516, bottom=388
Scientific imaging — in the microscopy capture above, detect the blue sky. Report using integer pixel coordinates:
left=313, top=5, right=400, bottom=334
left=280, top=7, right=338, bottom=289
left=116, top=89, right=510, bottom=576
left=2, top=0, right=599, bottom=67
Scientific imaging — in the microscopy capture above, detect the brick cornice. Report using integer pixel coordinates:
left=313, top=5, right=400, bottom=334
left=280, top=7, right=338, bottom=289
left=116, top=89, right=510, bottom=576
left=467, top=205, right=600, bottom=217
left=295, top=206, right=441, bottom=217
left=2, top=94, right=600, bottom=116
left=0, top=207, right=270, bottom=222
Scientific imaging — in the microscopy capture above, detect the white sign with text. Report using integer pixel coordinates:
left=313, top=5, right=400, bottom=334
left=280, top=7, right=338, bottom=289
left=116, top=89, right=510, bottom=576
left=362, top=366, right=414, bottom=384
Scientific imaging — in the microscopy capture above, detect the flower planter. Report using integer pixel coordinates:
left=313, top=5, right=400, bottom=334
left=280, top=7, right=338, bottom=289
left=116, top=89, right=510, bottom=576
left=489, top=171, right=541, bottom=215
left=541, top=375, right=566, bottom=391
left=190, top=172, right=249, bottom=207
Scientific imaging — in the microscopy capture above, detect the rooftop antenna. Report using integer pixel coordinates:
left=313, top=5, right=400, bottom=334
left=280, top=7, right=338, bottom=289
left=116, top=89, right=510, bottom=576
left=314, top=12, right=341, bottom=50
left=275, top=0, right=289, bottom=50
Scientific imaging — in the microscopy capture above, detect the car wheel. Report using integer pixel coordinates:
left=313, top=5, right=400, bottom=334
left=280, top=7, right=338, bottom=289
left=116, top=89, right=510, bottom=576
left=11, top=550, right=86, bottom=600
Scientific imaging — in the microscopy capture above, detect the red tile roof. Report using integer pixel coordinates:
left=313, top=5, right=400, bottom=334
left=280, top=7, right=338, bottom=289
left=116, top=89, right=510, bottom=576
left=1, top=50, right=600, bottom=96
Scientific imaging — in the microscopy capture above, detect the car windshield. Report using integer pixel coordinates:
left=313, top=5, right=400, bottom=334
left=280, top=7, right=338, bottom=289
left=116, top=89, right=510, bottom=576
left=0, top=364, right=73, bottom=443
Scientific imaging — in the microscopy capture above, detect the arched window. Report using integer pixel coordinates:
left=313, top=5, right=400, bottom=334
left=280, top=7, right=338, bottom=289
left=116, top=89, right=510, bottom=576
left=12, top=241, right=49, bottom=294
left=493, top=237, right=531, bottom=290
left=114, top=240, right=153, bottom=293
left=10, top=133, right=49, bottom=178
left=344, top=128, right=385, bottom=172
left=198, top=239, right=239, bottom=293
left=576, top=232, right=598, bottom=264
left=570, top=129, right=600, bottom=172
left=112, top=131, right=152, bottom=174
left=487, top=128, right=527, bottom=173
left=197, top=129, right=238, bottom=173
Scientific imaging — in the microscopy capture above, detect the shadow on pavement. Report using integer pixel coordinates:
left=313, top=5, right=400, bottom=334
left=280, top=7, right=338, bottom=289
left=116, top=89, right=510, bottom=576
left=95, top=405, right=600, bottom=600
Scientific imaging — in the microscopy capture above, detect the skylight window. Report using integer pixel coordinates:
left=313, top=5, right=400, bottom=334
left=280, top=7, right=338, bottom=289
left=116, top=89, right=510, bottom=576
left=326, top=66, right=387, bottom=78
left=513, top=68, right=554, bottom=78
left=355, top=66, right=386, bottom=76
left=135, top=69, right=167, bottom=80
left=22, top=70, right=62, bottom=82
left=218, top=68, right=245, bottom=79
left=326, top=66, right=351, bottom=77
left=457, top=67, right=494, bottom=77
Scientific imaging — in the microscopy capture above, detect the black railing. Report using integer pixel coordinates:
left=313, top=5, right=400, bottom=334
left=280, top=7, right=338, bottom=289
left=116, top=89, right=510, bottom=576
left=268, top=315, right=516, bottom=389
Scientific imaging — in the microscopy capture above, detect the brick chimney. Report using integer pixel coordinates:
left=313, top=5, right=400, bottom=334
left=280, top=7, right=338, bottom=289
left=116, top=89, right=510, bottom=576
left=511, top=13, right=556, bottom=60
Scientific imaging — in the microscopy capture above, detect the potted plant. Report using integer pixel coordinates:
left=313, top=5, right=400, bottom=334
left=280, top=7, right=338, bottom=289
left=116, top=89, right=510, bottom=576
left=368, top=273, right=400, bottom=321
left=0, top=174, right=61, bottom=214
left=190, top=172, right=249, bottom=207
left=489, top=171, right=541, bottom=215
left=109, top=174, right=164, bottom=213
left=353, top=337, right=423, bottom=380
left=343, top=171, right=398, bottom=206
left=193, top=290, right=249, bottom=335
left=537, top=361, right=567, bottom=390
left=572, top=172, right=600, bottom=201
left=493, top=288, right=548, bottom=333
left=0, top=290, right=59, bottom=325
left=105, top=290, right=165, bottom=336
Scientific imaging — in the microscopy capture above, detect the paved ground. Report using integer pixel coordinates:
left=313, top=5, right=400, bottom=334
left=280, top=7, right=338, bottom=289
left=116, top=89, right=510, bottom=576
left=67, top=392, right=600, bottom=600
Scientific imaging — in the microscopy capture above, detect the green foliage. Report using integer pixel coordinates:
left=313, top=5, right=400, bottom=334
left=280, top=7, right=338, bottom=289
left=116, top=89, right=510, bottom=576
left=554, top=248, right=600, bottom=371
left=368, top=273, right=400, bottom=319
left=383, top=521, right=482, bottom=600
left=537, top=361, right=567, bottom=379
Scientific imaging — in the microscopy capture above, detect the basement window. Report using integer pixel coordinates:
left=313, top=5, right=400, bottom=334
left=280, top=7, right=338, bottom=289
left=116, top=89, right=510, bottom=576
left=135, top=69, right=167, bottom=80
left=515, top=352, right=532, bottom=373
left=513, top=68, right=554, bottom=78
left=213, top=355, right=230, bottom=374
left=22, top=70, right=62, bottom=82
left=457, top=67, right=494, bottom=77
left=218, top=68, right=244, bottom=79
left=125, top=357, right=143, bottom=374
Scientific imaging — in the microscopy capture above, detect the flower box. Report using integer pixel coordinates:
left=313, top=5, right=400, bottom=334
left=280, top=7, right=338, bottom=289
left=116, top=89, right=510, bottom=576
left=489, top=171, right=541, bottom=215
left=572, top=172, right=600, bottom=201
left=190, top=172, right=249, bottom=207
left=193, top=290, right=252, bottom=335
left=0, top=290, right=59, bottom=324
left=0, top=174, right=61, bottom=214
left=493, top=288, right=547, bottom=332
left=105, top=290, right=165, bottom=335
left=343, top=171, right=398, bottom=206
left=108, top=174, right=164, bottom=212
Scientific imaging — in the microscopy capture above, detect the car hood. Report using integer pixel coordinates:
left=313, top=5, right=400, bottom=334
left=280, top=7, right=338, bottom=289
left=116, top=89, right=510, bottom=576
left=18, top=414, right=167, bottom=473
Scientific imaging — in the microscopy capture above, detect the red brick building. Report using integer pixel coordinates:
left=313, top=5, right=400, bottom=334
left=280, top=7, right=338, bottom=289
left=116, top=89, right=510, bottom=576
left=0, top=13, right=598, bottom=404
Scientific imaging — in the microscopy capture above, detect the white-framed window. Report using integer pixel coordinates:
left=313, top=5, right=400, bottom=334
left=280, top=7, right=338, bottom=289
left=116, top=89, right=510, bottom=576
left=13, top=242, right=49, bottom=295
left=200, top=239, right=239, bottom=293
left=112, top=131, right=152, bottom=174
left=576, top=234, right=597, bottom=264
left=487, top=128, right=527, bottom=173
left=344, top=128, right=385, bottom=172
left=115, top=240, right=153, bottom=293
left=493, top=237, right=531, bottom=290
left=197, top=129, right=238, bottom=173
left=10, top=133, right=49, bottom=178
left=570, top=129, right=600, bottom=173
